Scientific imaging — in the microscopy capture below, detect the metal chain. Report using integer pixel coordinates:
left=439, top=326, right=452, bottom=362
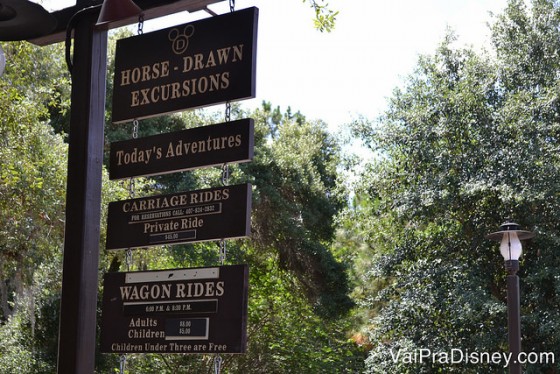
left=125, top=248, right=133, bottom=271
left=229, top=0, right=235, bottom=13
left=214, top=354, right=223, bottom=374
left=138, top=14, right=144, bottom=35
left=221, top=163, right=230, bottom=186
left=119, top=354, right=127, bottom=374
left=125, top=119, right=140, bottom=272
left=128, top=177, right=136, bottom=198
left=218, top=98, right=232, bottom=266
left=128, top=119, right=139, bottom=199
left=132, top=119, right=139, bottom=139
left=222, top=100, right=231, bottom=185
left=225, top=101, right=232, bottom=122
left=218, top=240, right=227, bottom=265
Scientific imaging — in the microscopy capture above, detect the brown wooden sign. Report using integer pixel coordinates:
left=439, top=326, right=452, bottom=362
left=111, top=7, right=258, bottom=123
left=106, top=183, right=251, bottom=250
left=100, top=264, right=249, bottom=354
left=109, top=119, right=254, bottom=180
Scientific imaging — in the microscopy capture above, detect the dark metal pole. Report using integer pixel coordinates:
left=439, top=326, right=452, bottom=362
left=506, top=260, right=522, bottom=374
left=56, top=8, right=107, bottom=374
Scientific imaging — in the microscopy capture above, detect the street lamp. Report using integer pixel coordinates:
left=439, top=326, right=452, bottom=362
left=487, top=222, right=535, bottom=374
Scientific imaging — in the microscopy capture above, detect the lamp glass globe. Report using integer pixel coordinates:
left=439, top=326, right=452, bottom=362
left=500, top=231, right=522, bottom=261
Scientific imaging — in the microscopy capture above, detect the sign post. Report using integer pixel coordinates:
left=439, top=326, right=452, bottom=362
left=57, top=8, right=106, bottom=374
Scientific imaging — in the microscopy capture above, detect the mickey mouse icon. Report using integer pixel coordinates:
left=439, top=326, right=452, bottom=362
left=169, top=25, right=195, bottom=55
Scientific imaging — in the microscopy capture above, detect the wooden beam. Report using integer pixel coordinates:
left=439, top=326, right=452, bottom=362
left=56, top=7, right=106, bottom=374
left=31, top=0, right=224, bottom=46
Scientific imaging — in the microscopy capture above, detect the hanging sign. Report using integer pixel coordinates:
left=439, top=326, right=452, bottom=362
left=111, top=7, right=259, bottom=123
left=109, top=119, right=254, bottom=180
left=100, top=264, right=249, bottom=354
left=106, top=183, right=251, bottom=250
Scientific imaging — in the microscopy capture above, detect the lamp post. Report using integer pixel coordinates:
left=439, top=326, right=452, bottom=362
left=487, top=222, right=535, bottom=374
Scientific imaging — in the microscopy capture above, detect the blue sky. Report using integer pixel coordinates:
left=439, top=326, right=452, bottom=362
left=43, top=0, right=509, bottom=129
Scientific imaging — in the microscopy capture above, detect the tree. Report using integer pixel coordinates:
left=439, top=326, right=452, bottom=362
left=245, top=103, right=354, bottom=319
left=0, top=40, right=130, bottom=373
left=351, top=1, right=560, bottom=372
left=0, top=41, right=69, bottom=373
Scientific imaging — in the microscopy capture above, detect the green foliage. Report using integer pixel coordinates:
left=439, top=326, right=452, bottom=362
left=0, top=313, right=36, bottom=374
left=350, top=0, right=560, bottom=372
left=245, top=103, right=353, bottom=319
left=304, top=0, right=339, bottom=32
left=0, top=40, right=129, bottom=373
left=0, top=41, right=68, bottom=373
left=232, top=251, right=365, bottom=373
left=0, top=41, right=68, bottom=316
